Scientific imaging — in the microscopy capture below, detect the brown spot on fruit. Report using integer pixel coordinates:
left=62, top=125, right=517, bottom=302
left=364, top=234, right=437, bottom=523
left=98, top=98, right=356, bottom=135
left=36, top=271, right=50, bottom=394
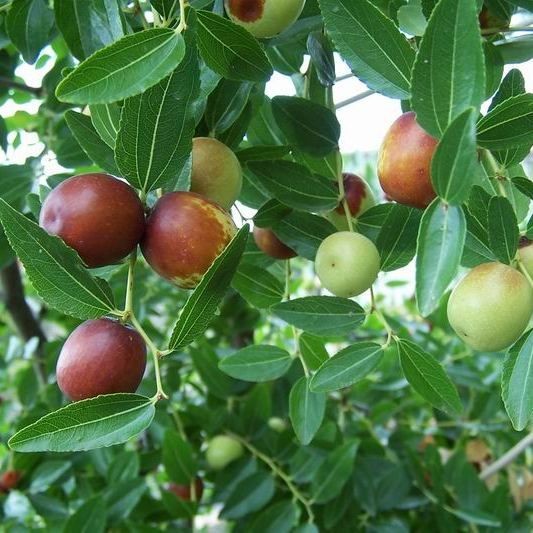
left=56, top=318, right=146, bottom=401
left=227, top=0, right=265, bottom=22
left=253, top=227, right=297, bottom=260
left=141, top=192, right=236, bottom=288
left=39, top=173, right=145, bottom=268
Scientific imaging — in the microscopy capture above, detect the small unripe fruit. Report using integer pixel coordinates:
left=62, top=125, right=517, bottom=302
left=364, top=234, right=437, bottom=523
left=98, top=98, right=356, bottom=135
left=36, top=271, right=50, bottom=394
left=267, top=417, right=287, bottom=433
left=56, top=318, right=147, bottom=401
left=0, top=470, right=21, bottom=492
left=205, top=435, right=244, bottom=470
left=447, top=262, right=533, bottom=352
left=191, top=138, right=243, bottom=210
left=378, top=112, right=438, bottom=209
left=141, top=192, right=237, bottom=288
left=168, top=478, right=204, bottom=502
left=40, top=173, right=145, bottom=268
left=224, top=0, right=306, bottom=39
left=519, top=238, right=533, bottom=280
left=253, top=227, right=297, bottom=260
left=315, top=232, right=380, bottom=298
left=326, top=173, right=375, bottom=231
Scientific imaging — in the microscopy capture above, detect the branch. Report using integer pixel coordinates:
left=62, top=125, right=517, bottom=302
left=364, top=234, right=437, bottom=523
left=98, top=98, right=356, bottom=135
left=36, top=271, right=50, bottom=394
left=0, top=261, right=47, bottom=380
left=335, top=90, right=376, bottom=109
left=479, top=431, right=533, bottom=480
left=0, top=76, right=42, bottom=96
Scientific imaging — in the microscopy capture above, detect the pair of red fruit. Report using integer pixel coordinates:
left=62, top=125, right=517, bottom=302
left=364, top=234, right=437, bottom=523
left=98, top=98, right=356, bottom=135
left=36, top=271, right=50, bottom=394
left=40, top=174, right=237, bottom=401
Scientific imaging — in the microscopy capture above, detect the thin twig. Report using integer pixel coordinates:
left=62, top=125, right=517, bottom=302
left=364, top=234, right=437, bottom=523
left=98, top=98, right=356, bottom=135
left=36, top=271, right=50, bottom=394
left=479, top=432, right=533, bottom=480
left=335, top=90, right=376, bottom=109
left=0, top=76, right=42, bottom=96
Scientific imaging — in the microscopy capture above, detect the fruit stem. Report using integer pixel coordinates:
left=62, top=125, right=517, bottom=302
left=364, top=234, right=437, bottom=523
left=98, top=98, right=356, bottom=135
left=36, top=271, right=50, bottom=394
left=176, top=0, right=188, bottom=33
left=335, top=151, right=354, bottom=232
left=517, top=257, right=533, bottom=288
left=481, top=149, right=507, bottom=198
left=123, top=250, right=137, bottom=322
left=227, top=432, right=315, bottom=524
left=370, top=287, right=395, bottom=348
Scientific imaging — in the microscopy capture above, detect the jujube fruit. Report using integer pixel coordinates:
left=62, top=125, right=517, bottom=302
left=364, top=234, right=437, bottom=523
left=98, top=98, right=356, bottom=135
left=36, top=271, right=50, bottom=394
left=224, top=0, right=306, bottom=38
left=141, top=192, right=236, bottom=288
left=447, top=262, right=533, bottom=352
left=253, top=227, right=297, bottom=260
left=39, top=173, right=145, bottom=268
left=0, top=470, right=21, bottom=492
left=326, top=173, right=375, bottom=231
left=377, top=112, right=438, bottom=209
left=315, top=232, right=380, bottom=298
left=56, top=318, right=147, bottom=401
left=168, top=478, right=204, bottom=502
left=479, top=6, right=510, bottom=31
left=191, top=137, right=243, bottom=210
left=205, top=435, right=244, bottom=470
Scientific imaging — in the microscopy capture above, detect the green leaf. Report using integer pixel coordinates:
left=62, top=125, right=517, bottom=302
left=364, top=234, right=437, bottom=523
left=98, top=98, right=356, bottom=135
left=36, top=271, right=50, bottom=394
left=411, top=0, right=485, bottom=137
left=108, top=451, right=139, bottom=484
left=232, top=263, right=284, bottom=308
left=196, top=10, right=272, bottom=83
left=6, top=0, right=55, bottom=64
left=310, top=342, right=384, bottom=393
left=272, top=212, right=336, bottom=261
left=8, top=394, right=155, bottom=452
left=477, top=94, right=533, bottom=150
left=89, top=103, right=121, bottom=148
left=249, top=500, right=299, bottom=533
left=487, top=196, right=518, bottom=264
left=220, top=472, right=275, bottom=519
left=247, top=160, right=338, bottom=211
left=104, top=478, right=146, bottom=524
left=319, top=0, right=415, bottom=99
left=271, top=96, right=340, bottom=156
left=311, top=440, right=359, bottom=504
left=299, top=333, right=328, bottom=372
left=115, top=27, right=199, bottom=192
left=416, top=200, right=466, bottom=317
left=0, top=199, right=116, bottom=320
left=56, top=29, right=186, bottom=104
left=289, top=377, right=326, bottom=445
left=376, top=205, right=422, bottom=272
left=236, top=145, right=291, bottom=164
left=163, top=429, right=198, bottom=484
left=64, top=496, right=106, bottom=533
left=64, top=110, right=120, bottom=175
left=431, top=108, right=478, bottom=204
left=512, top=176, right=533, bottom=199
left=489, top=68, right=525, bottom=112
left=0, top=164, right=34, bottom=207
left=29, top=460, right=71, bottom=492
left=169, top=225, right=249, bottom=351
left=271, top=296, right=366, bottom=337
left=357, top=203, right=394, bottom=242
left=502, top=329, right=533, bottom=431
left=398, top=339, right=462, bottom=414
left=253, top=199, right=292, bottom=229
left=219, top=345, right=293, bottom=382
left=54, top=0, right=124, bottom=61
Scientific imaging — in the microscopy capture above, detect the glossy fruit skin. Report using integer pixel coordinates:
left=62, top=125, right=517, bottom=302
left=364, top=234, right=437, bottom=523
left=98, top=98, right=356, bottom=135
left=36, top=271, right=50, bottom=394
left=315, top=231, right=380, bottom=298
left=0, top=470, right=21, bottom=492
left=168, top=478, right=204, bottom=502
left=56, top=318, right=147, bottom=401
left=205, top=435, right=244, bottom=470
left=141, top=192, right=237, bottom=288
left=39, top=173, right=145, bottom=268
left=519, top=238, right=533, bottom=280
left=253, top=227, right=297, bottom=260
left=377, top=112, right=438, bottom=209
left=191, top=138, right=242, bottom=210
left=447, top=262, right=533, bottom=352
left=224, top=0, right=306, bottom=38
left=326, top=173, right=376, bottom=231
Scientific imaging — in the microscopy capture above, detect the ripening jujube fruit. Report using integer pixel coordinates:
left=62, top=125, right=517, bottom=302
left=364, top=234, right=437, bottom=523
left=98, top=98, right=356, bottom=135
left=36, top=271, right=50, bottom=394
left=56, top=318, right=147, bottom=401
left=141, top=192, right=236, bottom=288
left=447, top=262, right=533, bottom=352
left=315, top=231, right=381, bottom=298
left=191, top=137, right=243, bottom=210
left=0, top=470, right=21, bottom=493
left=253, top=226, right=297, bottom=260
left=168, top=478, right=204, bottom=502
left=205, top=435, right=244, bottom=470
left=224, top=0, right=306, bottom=38
left=39, top=173, right=145, bottom=268
left=326, top=173, right=375, bottom=231
left=377, top=112, right=438, bottom=209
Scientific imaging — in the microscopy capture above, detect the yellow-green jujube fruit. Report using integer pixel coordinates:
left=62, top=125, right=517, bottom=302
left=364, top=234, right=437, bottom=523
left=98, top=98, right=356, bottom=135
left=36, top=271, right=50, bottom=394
left=315, top=232, right=381, bottom=298
left=191, top=138, right=243, bottom=210
left=205, top=435, right=244, bottom=470
left=224, top=0, right=306, bottom=39
left=447, top=262, right=533, bottom=352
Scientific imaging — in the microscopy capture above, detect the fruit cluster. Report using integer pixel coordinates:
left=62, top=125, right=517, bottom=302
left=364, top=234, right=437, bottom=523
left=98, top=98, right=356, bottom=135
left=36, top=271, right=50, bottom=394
left=40, top=138, right=242, bottom=401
